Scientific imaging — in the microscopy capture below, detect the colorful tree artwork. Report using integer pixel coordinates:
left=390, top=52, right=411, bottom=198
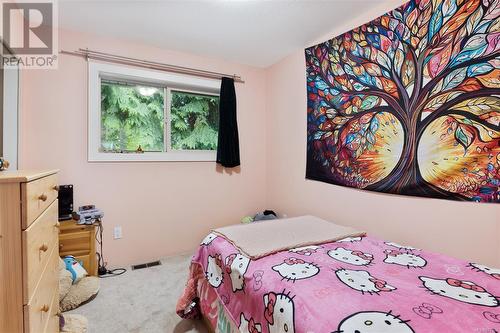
left=305, top=0, right=500, bottom=202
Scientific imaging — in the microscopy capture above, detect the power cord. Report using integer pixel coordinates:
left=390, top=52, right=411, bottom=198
left=94, top=219, right=127, bottom=278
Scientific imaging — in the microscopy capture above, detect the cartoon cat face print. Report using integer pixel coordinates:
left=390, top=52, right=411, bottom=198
left=469, top=263, right=500, bottom=280
left=328, top=247, right=373, bottom=266
left=263, top=291, right=295, bottom=333
left=225, top=253, right=250, bottom=292
left=384, top=249, right=427, bottom=268
left=336, top=236, right=363, bottom=243
left=288, top=245, right=320, bottom=256
left=419, top=276, right=499, bottom=307
left=272, top=258, right=320, bottom=282
left=335, top=269, right=396, bottom=295
left=385, top=241, right=419, bottom=251
left=201, top=233, right=217, bottom=246
left=334, top=311, right=414, bottom=333
left=206, top=254, right=223, bottom=288
left=239, top=313, right=262, bottom=333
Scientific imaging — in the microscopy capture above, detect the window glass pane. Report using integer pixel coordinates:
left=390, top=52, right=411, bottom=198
left=170, top=90, right=219, bottom=150
left=100, top=80, right=164, bottom=152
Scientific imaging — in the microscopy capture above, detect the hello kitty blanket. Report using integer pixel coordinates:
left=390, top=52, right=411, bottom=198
left=178, top=232, right=500, bottom=333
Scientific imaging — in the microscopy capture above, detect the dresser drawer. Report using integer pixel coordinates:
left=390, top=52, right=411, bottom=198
left=22, top=174, right=58, bottom=229
left=22, top=200, right=59, bottom=304
left=23, top=246, right=59, bottom=333
left=45, top=290, right=60, bottom=333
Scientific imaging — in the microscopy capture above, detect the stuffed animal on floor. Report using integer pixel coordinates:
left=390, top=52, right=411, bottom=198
left=60, top=314, right=88, bottom=333
left=59, top=257, right=100, bottom=312
left=63, top=256, right=88, bottom=284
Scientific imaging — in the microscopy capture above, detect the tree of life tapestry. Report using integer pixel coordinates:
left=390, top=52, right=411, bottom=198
left=305, top=0, right=500, bottom=203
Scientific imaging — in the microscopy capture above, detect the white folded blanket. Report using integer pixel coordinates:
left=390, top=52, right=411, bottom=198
left=213, top=215, right=365, bottom=259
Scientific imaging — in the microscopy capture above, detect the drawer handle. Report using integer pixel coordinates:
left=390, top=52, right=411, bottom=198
left=38, top=193, right=48, bottom=202
left=39, top=244, right=48, bottom=252
left=40, top=304, right=50, bottom=312
left=54, top=221, right=60, bottom=228
left=52, top=185, right=59, bottom=191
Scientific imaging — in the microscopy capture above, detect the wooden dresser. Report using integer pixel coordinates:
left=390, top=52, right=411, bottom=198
left=0, top=170, right=60, bottom=333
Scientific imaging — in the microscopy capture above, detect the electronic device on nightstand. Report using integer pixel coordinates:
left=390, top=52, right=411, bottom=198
left=58, top=184, right=73, bottom=221
left=72, top=205, right=104, bottom=225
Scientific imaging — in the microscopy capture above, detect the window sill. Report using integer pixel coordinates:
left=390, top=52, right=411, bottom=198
left=88, top=151, right=216, bottom=162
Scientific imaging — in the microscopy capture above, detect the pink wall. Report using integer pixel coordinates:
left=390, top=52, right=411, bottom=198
left=19, top=30, right=268, bottom=266
left=265, top=50, right=500, bottom=268
left=19, top=3, right=499, bottom=268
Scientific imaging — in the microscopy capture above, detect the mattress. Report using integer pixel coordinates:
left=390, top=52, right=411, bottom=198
left=178, top=229, right=500, bottom=333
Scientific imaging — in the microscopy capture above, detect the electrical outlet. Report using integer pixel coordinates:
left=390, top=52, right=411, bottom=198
left=113, top=226, right=122, bottom=239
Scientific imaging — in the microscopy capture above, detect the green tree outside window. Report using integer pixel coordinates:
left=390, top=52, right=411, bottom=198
left=170, top=90, right=219, bottom=150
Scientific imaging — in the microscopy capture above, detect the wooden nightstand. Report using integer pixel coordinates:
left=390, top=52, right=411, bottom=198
left=58, top=219, right=98, bottom=276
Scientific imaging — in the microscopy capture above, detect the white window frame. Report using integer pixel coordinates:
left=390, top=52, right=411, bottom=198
left=88, top=61, right=220, bottom=162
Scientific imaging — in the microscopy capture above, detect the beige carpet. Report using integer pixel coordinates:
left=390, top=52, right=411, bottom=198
left=67, top=254, right=208, bottom=333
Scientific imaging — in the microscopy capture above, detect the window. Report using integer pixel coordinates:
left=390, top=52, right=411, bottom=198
left=88, top=62, right=220, bottom=162
left=100, top=80, right=165, bottom=153
left=170, top=90, right=219, bottom=151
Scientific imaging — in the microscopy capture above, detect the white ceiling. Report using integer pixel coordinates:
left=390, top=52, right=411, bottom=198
left=58, top=0, right=405, bottom=68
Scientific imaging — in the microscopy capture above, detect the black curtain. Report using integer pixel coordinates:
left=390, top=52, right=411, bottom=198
left=216, top=77, right=240, bottom=168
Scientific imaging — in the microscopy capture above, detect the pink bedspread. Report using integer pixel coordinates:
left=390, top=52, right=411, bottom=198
left=179, top=233, right=500, bottom=333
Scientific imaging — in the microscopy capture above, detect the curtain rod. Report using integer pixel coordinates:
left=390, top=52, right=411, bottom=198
left=59, top=48, right=245, bottom=83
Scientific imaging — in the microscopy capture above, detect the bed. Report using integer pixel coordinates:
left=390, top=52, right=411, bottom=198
left=176, top=216, right=500, bottom=333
